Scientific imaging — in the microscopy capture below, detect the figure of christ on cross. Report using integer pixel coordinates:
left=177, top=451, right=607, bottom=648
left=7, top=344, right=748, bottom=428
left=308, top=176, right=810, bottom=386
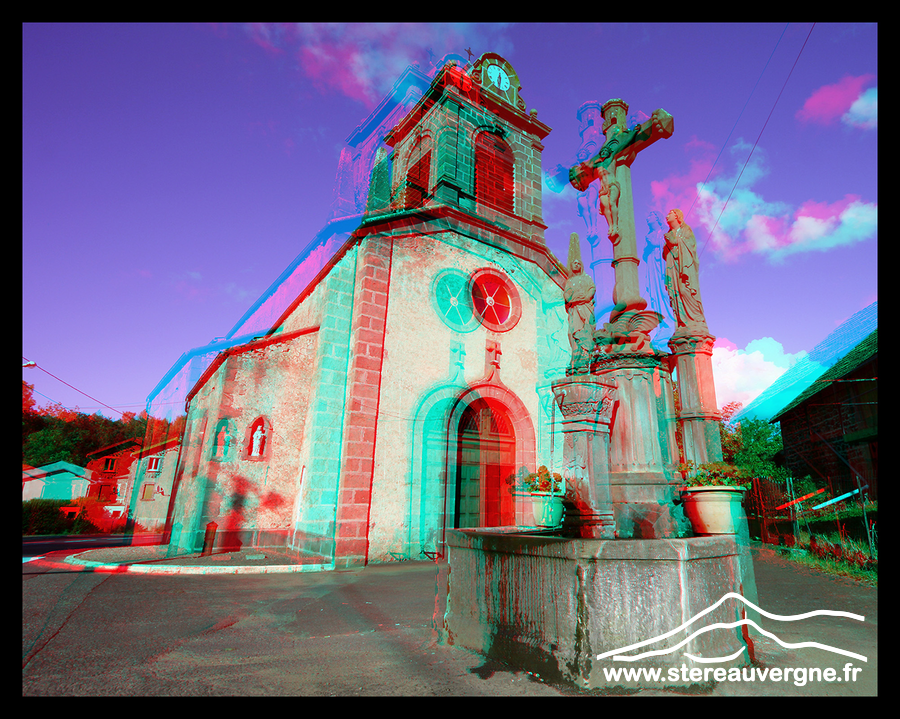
left=568, top=99, right=674, bottom=324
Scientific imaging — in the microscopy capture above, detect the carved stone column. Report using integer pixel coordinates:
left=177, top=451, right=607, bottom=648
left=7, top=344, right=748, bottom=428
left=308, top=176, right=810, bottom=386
left=669, top=333, right=724, bottom=468
left=551, top=375, right=617, bottom=539
left=592, top=352, right=686, bottom=539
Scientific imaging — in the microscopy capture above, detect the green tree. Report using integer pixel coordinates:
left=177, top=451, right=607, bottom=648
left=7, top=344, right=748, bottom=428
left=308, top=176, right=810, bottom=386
left=734, top=418, right=788, bottom=480
left=23, top=417, right=94, bottom=466
left=22, top=401, right=150, bottom=468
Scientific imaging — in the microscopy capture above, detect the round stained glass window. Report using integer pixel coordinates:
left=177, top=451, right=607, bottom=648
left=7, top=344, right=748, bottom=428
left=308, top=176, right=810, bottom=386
left=432, top=269, right=478, bottom=332
left=469, top=268, right=521, bottom=333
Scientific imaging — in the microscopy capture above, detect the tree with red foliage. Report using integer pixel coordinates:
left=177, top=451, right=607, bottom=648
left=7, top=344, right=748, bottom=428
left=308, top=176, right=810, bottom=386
left=22, top=383, right=149, bottom=468
left=719, top=401, right=744, bottom=464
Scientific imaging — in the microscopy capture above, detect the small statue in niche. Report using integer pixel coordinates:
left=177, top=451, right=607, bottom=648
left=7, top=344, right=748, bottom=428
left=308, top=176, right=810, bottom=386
left=564, top=233, right=596, bottom=373
left=663, top=208, right=709, bottom=335
left=214, top=425, right=231, bottom=459
left=251, top=424, right=266, bottom=457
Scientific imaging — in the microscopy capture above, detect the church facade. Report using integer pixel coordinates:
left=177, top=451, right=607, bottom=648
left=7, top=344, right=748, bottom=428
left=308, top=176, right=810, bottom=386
left=164, top=53, right=573, bottom=568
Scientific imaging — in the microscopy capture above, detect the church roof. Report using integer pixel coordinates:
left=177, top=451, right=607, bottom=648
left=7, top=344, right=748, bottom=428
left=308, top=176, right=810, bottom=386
left=733, top=301, right=877, bottom=423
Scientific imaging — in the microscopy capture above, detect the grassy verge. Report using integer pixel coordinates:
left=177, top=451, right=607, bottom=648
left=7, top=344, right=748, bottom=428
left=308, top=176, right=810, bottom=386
left=774, top=530, right=877, bottom=587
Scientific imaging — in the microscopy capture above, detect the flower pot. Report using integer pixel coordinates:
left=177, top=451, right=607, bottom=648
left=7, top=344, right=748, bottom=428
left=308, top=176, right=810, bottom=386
left=530, top=492, right=564, bottom=528
left=681, top=486, right=746, bottom=535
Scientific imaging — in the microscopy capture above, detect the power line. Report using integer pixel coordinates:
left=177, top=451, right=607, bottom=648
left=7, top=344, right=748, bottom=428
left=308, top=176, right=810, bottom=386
left=23, top=356, right=123, bottom=416
left=698, top=22, right=816, bottom=260
left=29, top=388, right=76, bottom=412
left=684, top=23, right=788, bottom=226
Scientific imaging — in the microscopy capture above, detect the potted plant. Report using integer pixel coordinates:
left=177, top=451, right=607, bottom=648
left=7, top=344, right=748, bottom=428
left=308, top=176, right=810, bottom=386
left=678, top=461, right=750, bottom=535
left=511, top=466, right=566, bottom=528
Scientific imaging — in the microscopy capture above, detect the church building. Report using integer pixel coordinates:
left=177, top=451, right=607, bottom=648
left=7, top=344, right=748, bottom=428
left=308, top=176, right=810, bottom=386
left=164, top=53, right=573, bottom=568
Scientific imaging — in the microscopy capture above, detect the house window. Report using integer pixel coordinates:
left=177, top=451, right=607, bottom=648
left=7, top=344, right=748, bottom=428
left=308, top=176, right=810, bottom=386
left=475, top=131, right=514, bottom=214
left=147, top=456, right=161, bottom=473
left=141, top=483, right=156, bottom=501
left=103, top=457, right=117, bottom=472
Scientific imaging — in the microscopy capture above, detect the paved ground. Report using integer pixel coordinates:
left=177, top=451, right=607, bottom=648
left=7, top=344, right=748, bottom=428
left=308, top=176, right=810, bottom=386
left=23, top=542, right=877, bottom=696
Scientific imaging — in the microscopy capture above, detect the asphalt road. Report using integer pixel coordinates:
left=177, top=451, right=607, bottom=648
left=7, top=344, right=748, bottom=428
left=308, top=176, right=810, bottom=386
left=23, top=556, right=573, bottom=696
left=22, top=545, right=877, bottom=696
left=23, top=533, right=162, bottom=557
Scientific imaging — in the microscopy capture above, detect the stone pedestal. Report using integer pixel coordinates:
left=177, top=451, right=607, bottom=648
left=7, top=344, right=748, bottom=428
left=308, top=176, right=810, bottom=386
left=669, top=333, right=723, bottom=467
left=439, top=529, right=757, bottom=691
left=590, top=351, right=687, bottom=538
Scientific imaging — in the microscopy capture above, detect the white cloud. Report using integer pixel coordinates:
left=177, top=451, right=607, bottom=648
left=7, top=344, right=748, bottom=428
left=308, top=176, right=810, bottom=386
left=687, top=138, right=876, bottom=263
left=243, top=23, right=514, bottom=107
left=711, top=337, right=806, bottom=410
left=842, top=87, right=877, bottom=130
left=771, top=199, right=877, bottom=260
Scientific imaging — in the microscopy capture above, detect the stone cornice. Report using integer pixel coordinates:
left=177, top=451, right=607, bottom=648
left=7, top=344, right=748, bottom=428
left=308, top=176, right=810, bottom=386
left=384, top=62, right=552, bottom=149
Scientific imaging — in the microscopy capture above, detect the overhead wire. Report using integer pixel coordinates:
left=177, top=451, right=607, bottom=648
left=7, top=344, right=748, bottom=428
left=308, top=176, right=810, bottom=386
left=23, top=356, right=124, bottom=416
left=696, top=22, right=816, bottom=260
left=684, top=23, right=788, bottom=227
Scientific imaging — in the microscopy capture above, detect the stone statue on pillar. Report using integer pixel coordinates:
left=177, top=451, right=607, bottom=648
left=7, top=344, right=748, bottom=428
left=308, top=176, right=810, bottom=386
left=564, top=233, right=596, bottom=374
left=663, top=208, right=709, bottom=338
left=558, top=98, right=690, bottom=539
left=663, top=209, right=723, bottom=469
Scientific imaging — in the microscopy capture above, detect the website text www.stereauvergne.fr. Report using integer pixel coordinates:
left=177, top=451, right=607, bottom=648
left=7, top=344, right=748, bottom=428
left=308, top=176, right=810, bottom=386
left=603, top=662, right=864, bottom=687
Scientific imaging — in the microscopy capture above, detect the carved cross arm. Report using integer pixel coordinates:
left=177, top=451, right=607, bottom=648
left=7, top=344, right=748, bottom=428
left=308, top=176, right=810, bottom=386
left=623, top=109, right=674, bottom=162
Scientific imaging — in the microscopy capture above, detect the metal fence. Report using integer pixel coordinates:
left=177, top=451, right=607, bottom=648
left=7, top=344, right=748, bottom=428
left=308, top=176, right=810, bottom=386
left=747, top=475, right=876, bottom=552
left=747, top=477, right=797, bottom=546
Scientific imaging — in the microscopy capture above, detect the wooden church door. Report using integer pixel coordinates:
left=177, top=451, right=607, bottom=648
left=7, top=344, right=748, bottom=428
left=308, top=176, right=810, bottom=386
left=455, top=401, right=516, bottom=528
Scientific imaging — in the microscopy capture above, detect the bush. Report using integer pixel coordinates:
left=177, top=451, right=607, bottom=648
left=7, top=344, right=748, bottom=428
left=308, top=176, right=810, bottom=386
left=805, top=532, right=877, bottom=573
left=678, top=461, right=751, bottom=489
left=23, top=499, right=96, bottom=535
left=72, top=497, right=130, bottom=534
left=23, top=498, right=105, bottom=536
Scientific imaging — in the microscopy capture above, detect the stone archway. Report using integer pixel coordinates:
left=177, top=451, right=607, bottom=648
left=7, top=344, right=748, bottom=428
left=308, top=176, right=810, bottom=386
left=455, top=399, right=517, bottom=528
left=446, top=383, right=536, bottom=532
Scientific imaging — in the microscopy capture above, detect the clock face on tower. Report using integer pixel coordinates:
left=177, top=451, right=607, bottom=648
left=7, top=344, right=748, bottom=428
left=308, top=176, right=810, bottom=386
left=486, top=64, right=510, bottom=91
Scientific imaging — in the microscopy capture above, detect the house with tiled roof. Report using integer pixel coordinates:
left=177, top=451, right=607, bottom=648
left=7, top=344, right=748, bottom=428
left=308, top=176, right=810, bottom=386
left=22, top=461, right=95, bottom=501
left=126, top=434, right=182, bottom=532
left=84, top=438, right=143, bottom=523
left=735, top=302, right=877, bottom=498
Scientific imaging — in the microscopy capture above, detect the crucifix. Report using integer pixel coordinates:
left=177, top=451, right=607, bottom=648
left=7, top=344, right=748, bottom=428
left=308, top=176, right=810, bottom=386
left=568, top=99, right=673, bottom=333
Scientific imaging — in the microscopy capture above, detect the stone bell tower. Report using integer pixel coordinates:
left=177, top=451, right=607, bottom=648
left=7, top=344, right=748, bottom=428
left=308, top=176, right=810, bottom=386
left=382, top=52, right=552, bottom=250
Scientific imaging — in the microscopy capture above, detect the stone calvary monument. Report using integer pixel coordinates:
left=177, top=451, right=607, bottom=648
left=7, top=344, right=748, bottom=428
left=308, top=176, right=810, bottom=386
left=554, top=98, right=723, bottom=538
left=441, top=98, right=759, bottom=692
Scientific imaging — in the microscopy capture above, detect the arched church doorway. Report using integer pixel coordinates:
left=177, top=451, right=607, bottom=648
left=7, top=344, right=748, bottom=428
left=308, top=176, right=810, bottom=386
left=455, top=399, right=516, bottom=528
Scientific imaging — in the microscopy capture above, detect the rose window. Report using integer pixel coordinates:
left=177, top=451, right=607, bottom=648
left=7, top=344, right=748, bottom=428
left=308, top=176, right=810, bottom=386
left=432, top=269, right=478, bottom=332
left=469, top=269, right=521, bottom=333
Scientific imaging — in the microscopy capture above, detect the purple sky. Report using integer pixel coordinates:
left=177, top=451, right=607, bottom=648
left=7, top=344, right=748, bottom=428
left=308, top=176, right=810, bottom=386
left=23, top=23, right=877, bottom=420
